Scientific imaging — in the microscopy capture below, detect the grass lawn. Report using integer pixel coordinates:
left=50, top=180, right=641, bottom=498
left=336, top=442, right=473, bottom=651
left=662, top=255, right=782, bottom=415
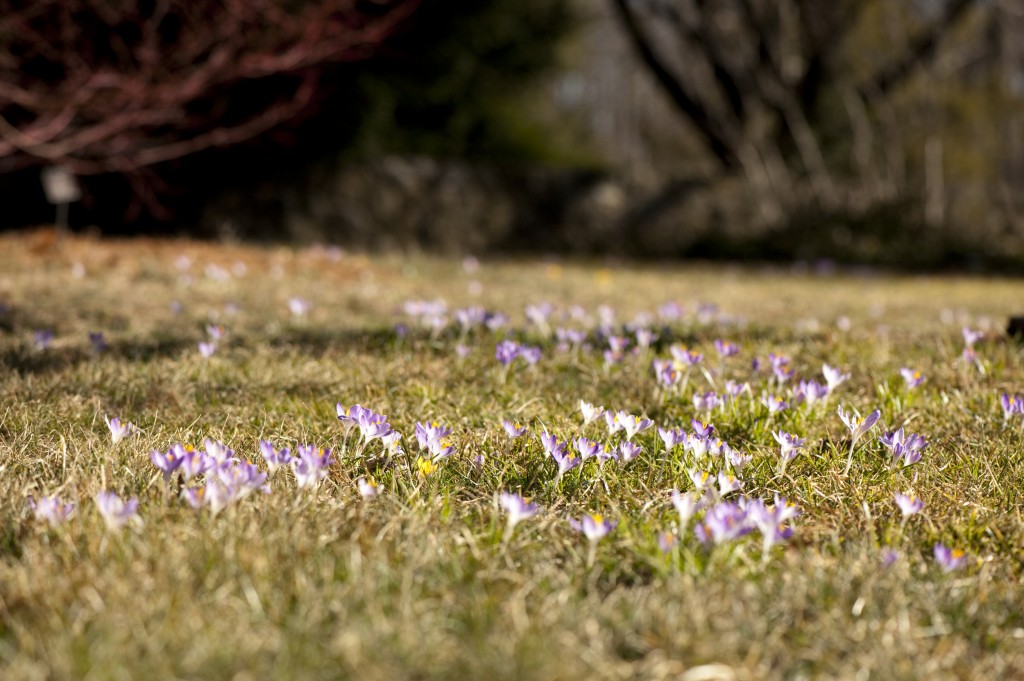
left=1, top=230, right=1023, bottom=680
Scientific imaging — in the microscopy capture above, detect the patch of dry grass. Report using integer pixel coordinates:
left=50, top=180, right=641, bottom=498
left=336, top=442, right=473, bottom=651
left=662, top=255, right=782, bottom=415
left=1, top=231, right=1023, bottom=680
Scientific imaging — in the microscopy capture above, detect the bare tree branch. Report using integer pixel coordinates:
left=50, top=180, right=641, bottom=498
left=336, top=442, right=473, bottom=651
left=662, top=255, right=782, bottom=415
left=859, top=0, right=975, bottom=98
left=609, top=0, right=741, bottom=169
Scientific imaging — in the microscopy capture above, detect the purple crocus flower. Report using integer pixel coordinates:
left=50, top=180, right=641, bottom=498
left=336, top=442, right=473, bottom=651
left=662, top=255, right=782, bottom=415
left=455, top=306, right=486, bottom=331
left=574, top=436, right=602, bottom=461
left=547, top=436, right=579, bottom=478
left=658, top=532, right=678, bottom=553
left=614, top=411, right=654, bottom=440
left=357, top=411, right=394, bottom=443
left=495, top=339, right=521, bottom=366
left=879, top=427, right=927, bottom=468
left=557, top=328, right=588, bottom=350
left=839, top=407, right=881, bottom=440
left=178, top=446, right=212, bottom=481
left=205, top=324, right=226, bottom=340
left=934, top=543, right=967, bottom=572
left=204, top=438, right=235, bottom=464
left=658, top=427, right=686, bottom=451
left=714, top=339, right=738, bottom=358
left=485, top=312, right=509, bottom=332
left=695, top=501, right=751, bottom=545
left=291, top=445, right=333, bottom=488
left=540, top=431, right=563, bottom=456
left=579, top=401, right=605, bottom=426
left=692, top=391, right=721, bottom=412
left=761, top=394, right=789, bottom=414
left=796, top=380, right=829, bottom=407
left=746, top=496, right=800, bottom=552
left=769, top=353, right=794, bottom=383
left=900, top=368, right=926, bottom=389
left=288, top=297, right=312, bottom=317
left=658, top=301, right=684, bottom=321
left=1000, top=393, right=1024, bottom=422
left=198, top=341, right=216, bottom=358
left=838, top=406, right=881, bottom=474
left=688, top=468, right=712, bottom=491
left=669, top=345, right=702, bottom=367
left=881, top=548, right=900, bottom=568
left=416, top=420, right=452, bottom=451
left=499, top=492, right=540, bottom=530
left=215, top=460, right=269, bottom=499
left=725, top=445, right=752, bottom=473
left=519, top=345, right=542, bottom=365
left=607, top=335, right=630, bottom=353
left=105, top=416, right=138, bottom=444
left=894, top=493, right=923, bottom=518
left=691, top=419, right=715, bottom=439
left=357, top=476, right=380, bottom=498
left=604, top=410, right=623, bottom=435
left=654, top=359, right=682, bottom=388
left=184, top=480, right=235, bottom=516
left=33, top=329, right=53, bottom=351
left=501, top=419, right=528, bottom=439
left=89, top=332, right=107, bottom=353
left=29, top=495, right=75, bottom=526
left=635, top=328, right=658, bottom=349
left=670, top=489, right=701, bottom=527
left=962, top=327, right=984, bottom=347
left=524, top=302, right=554, bottom=333
left=724, top=380, right=748, bottom=399
left=95, top=491, right=140, bottom=531
left=258, top=440, right=293, bottom=475
left=618, top=441, right=642, bottom=463
left=772, top=430, right=806, bottom=461
left=822, top=364, right=850, bottom=394
left=150, top=446, right=183, bottom=482
left=337, top=403, right=371, bottom=426
left=717, top=471, right=743, bottom=496
left=569, top=513, right=616, bottom=543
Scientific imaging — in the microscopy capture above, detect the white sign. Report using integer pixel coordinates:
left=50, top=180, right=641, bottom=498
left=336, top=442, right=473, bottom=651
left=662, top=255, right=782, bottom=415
left=41, top=166, right=81, bottom=204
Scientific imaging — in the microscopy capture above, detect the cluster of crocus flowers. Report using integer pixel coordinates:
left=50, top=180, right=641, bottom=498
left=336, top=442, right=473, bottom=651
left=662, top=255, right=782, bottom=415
left=879, top=427, right=927, bottom=468
left=691, top=495, right=800, bottom=556
left=415, top=420, right=455, bottom=462
left=337, top=403, right=397, bottom=447
left=542, top=432, right=580, bottom=479
left=495, top=340, right=541, bottom=367
left=151, top=439, right=272, bottom=512
left=606, top=411, right=653, bottom=440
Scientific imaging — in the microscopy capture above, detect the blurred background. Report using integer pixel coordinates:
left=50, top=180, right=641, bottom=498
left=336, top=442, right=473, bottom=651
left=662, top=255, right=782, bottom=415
left=2, top=0, right=1024, bottom=269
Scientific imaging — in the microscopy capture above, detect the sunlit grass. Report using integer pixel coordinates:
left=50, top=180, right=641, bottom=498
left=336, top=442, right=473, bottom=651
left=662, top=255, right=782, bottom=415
left=1, top=232, right=1023, bottom=679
